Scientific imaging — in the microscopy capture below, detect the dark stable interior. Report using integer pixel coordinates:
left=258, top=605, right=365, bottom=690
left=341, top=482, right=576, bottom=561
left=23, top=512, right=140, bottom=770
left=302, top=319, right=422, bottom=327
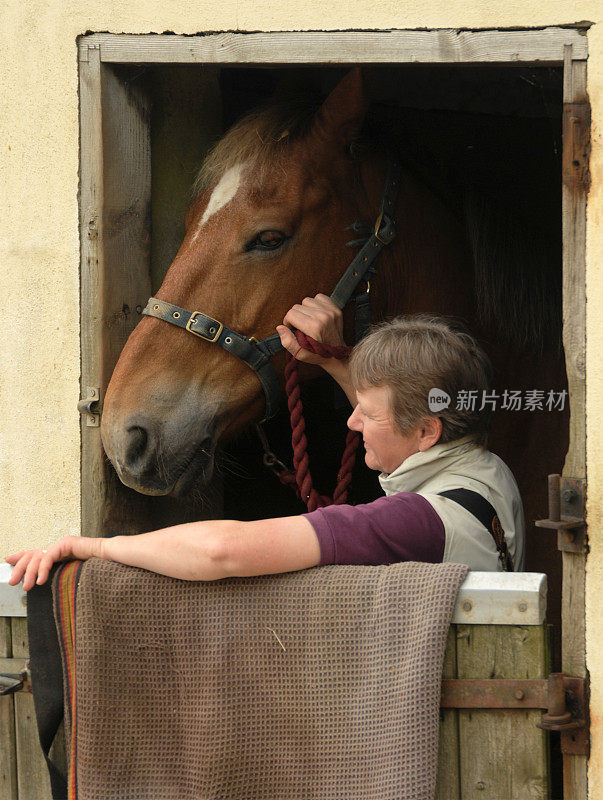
left=213, top=65, right=565, bottom=525
left=147, top=61, right=565, bottom=610
left=145, top=61, right=566, bottom=791
left=145, top=62, right=565, bottom=613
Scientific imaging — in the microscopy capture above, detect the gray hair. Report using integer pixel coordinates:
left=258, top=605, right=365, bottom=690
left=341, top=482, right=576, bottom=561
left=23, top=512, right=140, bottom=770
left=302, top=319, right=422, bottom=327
left=349, top=315, right=493, bottom=447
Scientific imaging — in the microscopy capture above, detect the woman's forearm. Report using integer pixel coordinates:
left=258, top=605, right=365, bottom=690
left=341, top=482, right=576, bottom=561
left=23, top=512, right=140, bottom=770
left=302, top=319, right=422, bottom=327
left=321, top=358, right=357, bottom=406
left=7, top=514, right=320, bottom=590
left=102, top=520, right=236, bottom=581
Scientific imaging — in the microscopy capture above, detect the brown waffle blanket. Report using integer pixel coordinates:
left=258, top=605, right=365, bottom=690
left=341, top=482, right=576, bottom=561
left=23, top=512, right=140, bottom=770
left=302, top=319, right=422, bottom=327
left=57, top=557, right=468, bottom=800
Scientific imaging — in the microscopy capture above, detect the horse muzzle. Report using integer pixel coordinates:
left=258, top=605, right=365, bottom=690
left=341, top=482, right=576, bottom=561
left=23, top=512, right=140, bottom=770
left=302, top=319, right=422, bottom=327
left=101, top=410, right=216, bottom=497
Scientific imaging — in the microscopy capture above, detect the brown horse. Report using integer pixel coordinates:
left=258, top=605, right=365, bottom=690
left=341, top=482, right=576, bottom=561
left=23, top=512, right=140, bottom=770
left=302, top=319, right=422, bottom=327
left=101, top=68, right=567, bottom=589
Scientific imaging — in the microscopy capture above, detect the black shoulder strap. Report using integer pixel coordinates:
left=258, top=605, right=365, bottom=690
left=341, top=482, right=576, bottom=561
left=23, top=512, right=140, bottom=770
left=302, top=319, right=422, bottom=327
left=438, top=488, right=514, bottom=572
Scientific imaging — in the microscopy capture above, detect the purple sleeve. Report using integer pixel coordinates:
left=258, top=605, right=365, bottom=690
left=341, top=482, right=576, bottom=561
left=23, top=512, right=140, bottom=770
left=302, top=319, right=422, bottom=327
left=303, top=492, right=445, bottom=566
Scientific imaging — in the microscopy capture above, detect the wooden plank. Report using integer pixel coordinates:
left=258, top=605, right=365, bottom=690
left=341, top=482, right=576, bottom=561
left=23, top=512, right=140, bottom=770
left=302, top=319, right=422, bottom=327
left=562, top=50, right=587, bottom=481
left=99, top=63, right=152, bottom=381
left=80, top=55, right=226, bottom=537
left=80, top=51, right=154, bottom=538
left=12, top=618, right=53, bottom=800
left=79, top=44, right=107, bottom=541
left=0, top=618, right=17, bottom=800
left=82, top=28, right=588, bottom=66
left=561, top=50, right=588, bottom=800
left=435, top=626, right=460, bottom=800
left=457, top=624, right=549, bottom=800
left=10, top=618, right=28, bottom=661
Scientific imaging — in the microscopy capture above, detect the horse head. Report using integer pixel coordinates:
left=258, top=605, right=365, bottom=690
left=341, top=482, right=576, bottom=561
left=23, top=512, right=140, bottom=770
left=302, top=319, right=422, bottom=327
left=101, top=69, right=386, bottom=496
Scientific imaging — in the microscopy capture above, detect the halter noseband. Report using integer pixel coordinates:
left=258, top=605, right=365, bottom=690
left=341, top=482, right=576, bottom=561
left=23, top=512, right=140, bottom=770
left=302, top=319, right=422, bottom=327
left=142, top=154, right=400, bottom=420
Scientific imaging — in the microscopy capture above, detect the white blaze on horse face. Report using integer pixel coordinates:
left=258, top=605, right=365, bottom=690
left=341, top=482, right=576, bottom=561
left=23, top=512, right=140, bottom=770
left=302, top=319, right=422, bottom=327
left=192, top=164, right=244, bottom=241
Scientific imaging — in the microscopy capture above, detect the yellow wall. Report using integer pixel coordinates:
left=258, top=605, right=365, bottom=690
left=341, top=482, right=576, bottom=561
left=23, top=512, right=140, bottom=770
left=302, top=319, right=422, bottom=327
left=1, top=0, right=602, bottom=793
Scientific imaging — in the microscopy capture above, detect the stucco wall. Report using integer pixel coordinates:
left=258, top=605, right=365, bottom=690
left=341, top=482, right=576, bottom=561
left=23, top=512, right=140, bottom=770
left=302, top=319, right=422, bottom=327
left=1, top=0, right=602, bottom=794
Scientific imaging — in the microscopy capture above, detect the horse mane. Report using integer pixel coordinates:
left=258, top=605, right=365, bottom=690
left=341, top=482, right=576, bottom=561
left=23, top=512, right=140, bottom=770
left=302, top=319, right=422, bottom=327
left=193, top=98, right=560, bottom=354
left=192, top=100, right=319, bottom=197
left=462, top=190, right=561, bottom=353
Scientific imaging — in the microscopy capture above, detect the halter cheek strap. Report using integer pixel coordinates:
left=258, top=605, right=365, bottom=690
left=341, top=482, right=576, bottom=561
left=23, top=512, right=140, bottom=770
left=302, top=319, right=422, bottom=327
left=329, top=154, right=398, bottom=312
left=142, top=298, right=284, bottom=421
left=142, top=154, right=400, bottom=420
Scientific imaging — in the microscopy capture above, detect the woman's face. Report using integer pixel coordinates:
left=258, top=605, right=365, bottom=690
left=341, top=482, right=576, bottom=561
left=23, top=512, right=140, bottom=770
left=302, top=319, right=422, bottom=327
left=347, top=385, right=423, bottom=474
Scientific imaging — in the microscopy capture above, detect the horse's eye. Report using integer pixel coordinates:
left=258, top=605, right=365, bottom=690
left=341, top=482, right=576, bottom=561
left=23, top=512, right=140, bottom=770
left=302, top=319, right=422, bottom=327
left=246, top=230, right=287, bottom=252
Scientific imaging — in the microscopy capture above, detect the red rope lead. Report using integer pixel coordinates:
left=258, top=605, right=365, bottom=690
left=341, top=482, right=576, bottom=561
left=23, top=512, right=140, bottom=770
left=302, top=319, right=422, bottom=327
left=284, top=331, right=361, bottom=512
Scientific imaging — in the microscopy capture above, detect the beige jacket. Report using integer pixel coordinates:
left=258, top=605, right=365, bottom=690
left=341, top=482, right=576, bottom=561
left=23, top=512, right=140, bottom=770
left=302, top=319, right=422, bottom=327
left=379, top=437, right=525, bottom=571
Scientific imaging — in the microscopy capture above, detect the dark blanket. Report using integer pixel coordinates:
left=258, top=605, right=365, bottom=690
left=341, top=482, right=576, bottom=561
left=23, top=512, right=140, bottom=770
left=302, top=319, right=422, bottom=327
left=43, top=558, right=467, bottom=800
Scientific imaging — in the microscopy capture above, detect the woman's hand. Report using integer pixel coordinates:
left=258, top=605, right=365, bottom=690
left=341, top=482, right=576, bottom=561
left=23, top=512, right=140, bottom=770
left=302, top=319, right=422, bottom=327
left=276, top=293, right=357, bottom=406
left=276, top=293, right=346, bottom=367
left=5, top=536, right=104, bottom=591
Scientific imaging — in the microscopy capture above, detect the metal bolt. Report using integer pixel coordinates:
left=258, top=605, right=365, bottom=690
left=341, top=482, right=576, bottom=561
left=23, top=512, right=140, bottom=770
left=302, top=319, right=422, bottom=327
left=563, top=489, right=577, bottom=503
left=89, top=388, right=96, bottom=397
left=476, top=781, right=486, bottom=791
left=89, top=415, right=95, bottom=424
left=548, top=474, right=561, bottom=522
left=515, top=690, right=525, bottom=700
left=547, top=673, right=569, bottom=718
left=462, top=600, right=473, bottom=612
left=518, top=602, right=528, bottom=613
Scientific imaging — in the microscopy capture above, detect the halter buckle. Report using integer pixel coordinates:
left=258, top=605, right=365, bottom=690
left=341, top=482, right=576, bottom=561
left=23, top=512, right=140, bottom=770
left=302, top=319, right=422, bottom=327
left=374, top=211, right=394, bottom=245
left=186, top=312, right=223, bottom=343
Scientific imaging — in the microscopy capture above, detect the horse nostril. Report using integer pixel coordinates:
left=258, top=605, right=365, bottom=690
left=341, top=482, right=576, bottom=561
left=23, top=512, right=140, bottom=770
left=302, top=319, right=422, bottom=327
left=125, top=425, right=149, bottom=466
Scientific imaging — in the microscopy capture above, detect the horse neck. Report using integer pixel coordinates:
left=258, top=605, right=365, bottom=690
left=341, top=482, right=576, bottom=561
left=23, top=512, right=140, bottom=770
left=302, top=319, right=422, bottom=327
left=357, top=154, right=478, bottom=328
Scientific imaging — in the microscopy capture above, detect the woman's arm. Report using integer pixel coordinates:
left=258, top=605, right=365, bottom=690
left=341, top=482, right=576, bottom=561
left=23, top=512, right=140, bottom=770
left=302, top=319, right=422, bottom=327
left=5, top=515, right=321, bottom=590
left=276, top=293, right=357, bottom=406
left=7, top=296, right=355, bottom=591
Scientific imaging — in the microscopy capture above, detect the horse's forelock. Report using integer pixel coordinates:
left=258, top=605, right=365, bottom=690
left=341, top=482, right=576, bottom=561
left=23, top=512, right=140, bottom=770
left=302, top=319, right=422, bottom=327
left=192, top=101, right=319, bottom=198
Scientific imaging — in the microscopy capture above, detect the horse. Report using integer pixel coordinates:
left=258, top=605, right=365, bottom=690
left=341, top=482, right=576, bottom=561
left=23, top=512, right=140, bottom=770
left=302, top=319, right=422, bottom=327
left=100, top=68, right=567, bottom=631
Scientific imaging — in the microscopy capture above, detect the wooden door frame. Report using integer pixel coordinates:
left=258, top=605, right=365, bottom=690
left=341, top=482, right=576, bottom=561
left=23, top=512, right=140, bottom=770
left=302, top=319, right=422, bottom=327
left=78, top=27, right=589, bottom=798
left=561, top=46, right=589, bottom=800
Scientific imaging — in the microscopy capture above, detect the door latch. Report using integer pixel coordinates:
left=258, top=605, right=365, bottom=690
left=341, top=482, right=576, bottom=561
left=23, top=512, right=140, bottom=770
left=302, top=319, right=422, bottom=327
left=535, top=474, right=586, bottom=553
left=537, top=673, right=589, bottom=756
left=441, top=672, right=589, bottom=756
left=0, top=660, right=31, bottom=695
left=77, top=386, right=101, bottom=427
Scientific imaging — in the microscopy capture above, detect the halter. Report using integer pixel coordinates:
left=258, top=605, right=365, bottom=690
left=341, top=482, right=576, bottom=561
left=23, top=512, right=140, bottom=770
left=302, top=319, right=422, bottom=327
left=142, top=154, right=400, bottom=420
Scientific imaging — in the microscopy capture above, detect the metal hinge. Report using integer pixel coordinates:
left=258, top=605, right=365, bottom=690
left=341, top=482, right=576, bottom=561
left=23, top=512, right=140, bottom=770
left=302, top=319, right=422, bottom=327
left=78, top=386, right=101, bottom=427
left=535, top=474, right=586, bottom=553
left=441, top=672, right=589, bottom=756
left=0, top=658, right=31, bottom=695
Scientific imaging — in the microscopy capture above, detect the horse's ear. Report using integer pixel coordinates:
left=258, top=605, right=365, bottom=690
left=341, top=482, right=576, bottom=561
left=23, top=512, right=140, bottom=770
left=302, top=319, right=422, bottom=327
left=312, top=68, right=367, bottom=151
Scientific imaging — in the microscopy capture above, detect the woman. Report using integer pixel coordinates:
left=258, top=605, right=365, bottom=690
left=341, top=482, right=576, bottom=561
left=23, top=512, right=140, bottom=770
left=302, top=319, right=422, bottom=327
left=6, top=295, right=524, bottom=590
